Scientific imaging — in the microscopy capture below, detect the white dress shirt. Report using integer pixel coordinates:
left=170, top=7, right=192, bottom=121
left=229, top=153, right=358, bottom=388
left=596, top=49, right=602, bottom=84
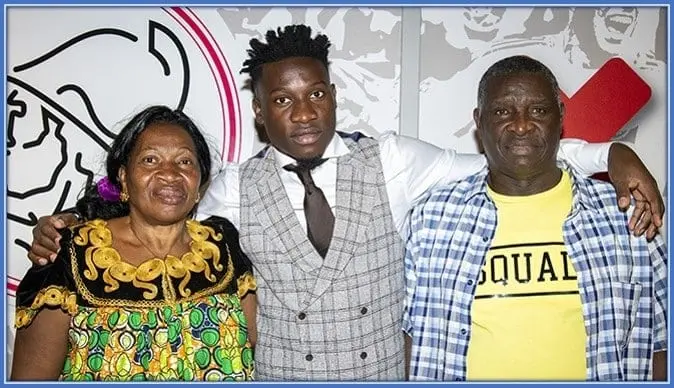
left=196, top=131, right=610, bottom=239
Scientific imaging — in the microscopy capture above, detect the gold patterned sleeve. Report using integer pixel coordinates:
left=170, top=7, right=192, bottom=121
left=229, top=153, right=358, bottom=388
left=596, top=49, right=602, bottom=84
left=236, top=271, right=257, bottom=299
left=202, top=216, right=257, bottom=298
left=15, top=227, right=79, bottom=329
left=228, top=233, right=257, bottom=299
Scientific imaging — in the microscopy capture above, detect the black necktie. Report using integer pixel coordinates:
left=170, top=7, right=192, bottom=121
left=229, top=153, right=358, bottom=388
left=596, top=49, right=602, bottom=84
left=283, top=159, right=335, bottom=258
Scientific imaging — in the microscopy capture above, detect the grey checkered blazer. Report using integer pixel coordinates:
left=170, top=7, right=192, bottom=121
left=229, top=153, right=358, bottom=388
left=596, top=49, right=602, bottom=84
left=239, top=132, right=406, bottom=381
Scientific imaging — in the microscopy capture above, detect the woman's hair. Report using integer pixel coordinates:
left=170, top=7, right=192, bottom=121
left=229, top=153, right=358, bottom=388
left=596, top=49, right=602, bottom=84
left=76, top=105, right=212, bottom=221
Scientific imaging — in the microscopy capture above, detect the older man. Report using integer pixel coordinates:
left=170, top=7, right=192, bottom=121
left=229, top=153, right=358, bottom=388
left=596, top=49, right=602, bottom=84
left=403, top=55, right=667, bottom=381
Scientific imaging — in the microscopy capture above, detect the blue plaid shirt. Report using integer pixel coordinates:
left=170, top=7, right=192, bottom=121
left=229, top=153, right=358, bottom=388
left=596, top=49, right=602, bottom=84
left=403, top=165, right=667, bottom=381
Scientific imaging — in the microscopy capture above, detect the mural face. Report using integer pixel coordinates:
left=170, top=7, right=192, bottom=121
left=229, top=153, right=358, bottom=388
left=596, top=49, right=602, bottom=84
left=593, top=8, right=640, bottom=51
left=462, top=7, right=507, bottom=40
left=564, top=7, right=664, bottom=69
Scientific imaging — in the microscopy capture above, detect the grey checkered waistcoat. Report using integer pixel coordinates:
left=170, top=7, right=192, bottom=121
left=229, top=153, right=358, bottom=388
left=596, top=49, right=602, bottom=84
left=239, top=132, right=405, bottom=381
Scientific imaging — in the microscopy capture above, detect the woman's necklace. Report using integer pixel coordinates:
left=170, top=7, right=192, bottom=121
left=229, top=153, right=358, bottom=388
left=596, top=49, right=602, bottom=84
left=129, top=221, right=184, bottom=259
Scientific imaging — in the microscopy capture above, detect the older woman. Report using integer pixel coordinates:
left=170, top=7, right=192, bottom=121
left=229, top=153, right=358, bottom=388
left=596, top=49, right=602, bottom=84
left=11, top=106, right=256, bottom=381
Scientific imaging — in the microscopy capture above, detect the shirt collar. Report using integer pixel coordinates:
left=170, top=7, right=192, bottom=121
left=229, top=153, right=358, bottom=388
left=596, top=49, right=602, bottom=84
left=271, top=131, right=350, bottom=168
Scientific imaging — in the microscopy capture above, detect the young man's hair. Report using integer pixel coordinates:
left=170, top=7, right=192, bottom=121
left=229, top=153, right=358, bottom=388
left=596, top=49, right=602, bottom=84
left=240, top=24, right=331, bottom=94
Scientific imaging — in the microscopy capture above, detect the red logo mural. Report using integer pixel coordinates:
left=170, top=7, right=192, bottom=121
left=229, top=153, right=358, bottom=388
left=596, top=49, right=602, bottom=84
left=561, top=57, right=651, bottom=142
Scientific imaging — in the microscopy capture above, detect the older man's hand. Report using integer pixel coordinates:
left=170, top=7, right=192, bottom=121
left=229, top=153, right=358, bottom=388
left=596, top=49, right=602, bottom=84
left=608, top=142, right=664, bottom=240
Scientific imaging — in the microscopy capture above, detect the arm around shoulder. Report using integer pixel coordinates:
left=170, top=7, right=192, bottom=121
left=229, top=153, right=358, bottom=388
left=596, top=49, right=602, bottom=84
left=28, top=212, right=81, bottom=265
left=378, top=131, right=485, bottom=209
left=557, top=138, right=610, bottom=176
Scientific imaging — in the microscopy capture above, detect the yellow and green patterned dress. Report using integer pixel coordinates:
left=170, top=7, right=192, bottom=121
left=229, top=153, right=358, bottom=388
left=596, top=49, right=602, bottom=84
left=15, top=216, right=256, bottom=381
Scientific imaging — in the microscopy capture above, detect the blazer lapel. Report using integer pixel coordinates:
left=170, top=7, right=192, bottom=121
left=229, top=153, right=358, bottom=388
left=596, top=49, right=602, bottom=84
left=250, top=152, right=324, bottom=275
left=307, top=145, right=377, bottom=303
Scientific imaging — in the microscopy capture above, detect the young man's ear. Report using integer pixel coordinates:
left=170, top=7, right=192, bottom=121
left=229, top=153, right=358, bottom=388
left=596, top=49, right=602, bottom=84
left=252, top=98, right=263, bottom=126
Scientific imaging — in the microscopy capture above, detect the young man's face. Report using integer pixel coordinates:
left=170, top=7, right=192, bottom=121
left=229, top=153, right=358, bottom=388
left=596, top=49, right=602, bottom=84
left=253, top=57, right=337, bottom=162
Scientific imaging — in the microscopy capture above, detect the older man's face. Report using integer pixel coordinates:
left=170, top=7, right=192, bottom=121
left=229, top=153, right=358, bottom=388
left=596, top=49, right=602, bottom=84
left=475, top=72, right=562, bottom=181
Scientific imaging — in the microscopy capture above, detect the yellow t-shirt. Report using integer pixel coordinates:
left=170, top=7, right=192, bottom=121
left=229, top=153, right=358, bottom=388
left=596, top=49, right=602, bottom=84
left=466, top=171, right=587, bottom=381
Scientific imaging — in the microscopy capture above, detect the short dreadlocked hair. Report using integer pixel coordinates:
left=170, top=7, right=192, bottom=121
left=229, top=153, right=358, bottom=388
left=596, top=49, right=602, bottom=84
left=240, top=24, right=331, bottom=94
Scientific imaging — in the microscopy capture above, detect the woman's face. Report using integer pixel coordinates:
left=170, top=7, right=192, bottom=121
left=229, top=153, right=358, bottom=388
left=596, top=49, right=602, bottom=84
left=119, top=123, right=201, bottom=225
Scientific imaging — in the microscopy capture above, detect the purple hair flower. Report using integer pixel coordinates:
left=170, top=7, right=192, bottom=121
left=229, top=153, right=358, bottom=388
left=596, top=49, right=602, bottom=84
left=97, top=177, right=121, bottom=202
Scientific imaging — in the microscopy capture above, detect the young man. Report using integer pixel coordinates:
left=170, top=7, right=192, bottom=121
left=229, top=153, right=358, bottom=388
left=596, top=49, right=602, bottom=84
left=403, top=55, right=667, bottom=381
left=29, top=26, right=663, bottom=380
